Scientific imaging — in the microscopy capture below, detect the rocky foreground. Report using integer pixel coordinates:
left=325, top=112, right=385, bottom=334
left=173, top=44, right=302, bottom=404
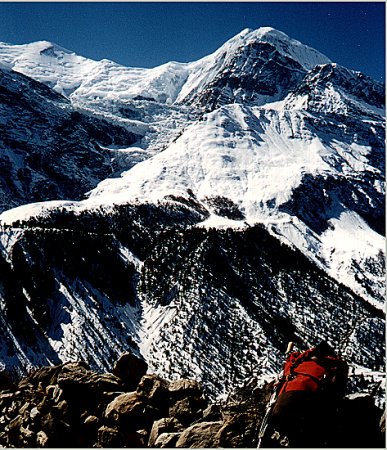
left=0, top=354, right=384, bottom=448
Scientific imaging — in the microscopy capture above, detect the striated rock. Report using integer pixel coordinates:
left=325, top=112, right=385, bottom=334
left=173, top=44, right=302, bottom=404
left=175, top=421, right=223, bottom=448
left=19, top=365, right=65, bottom=390
left=113, top=352, right=148, bottom=390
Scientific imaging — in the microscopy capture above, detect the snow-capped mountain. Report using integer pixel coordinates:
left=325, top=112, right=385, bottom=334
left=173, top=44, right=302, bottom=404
left=0, top=28, right=330, bottom=105
left=0, top=28, right=384, bottom=397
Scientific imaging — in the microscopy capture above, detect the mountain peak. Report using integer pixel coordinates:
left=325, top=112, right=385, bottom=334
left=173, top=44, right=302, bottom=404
left=255, top=26, right=289, bottom=38
left=217, top=27, right=331, bottom=73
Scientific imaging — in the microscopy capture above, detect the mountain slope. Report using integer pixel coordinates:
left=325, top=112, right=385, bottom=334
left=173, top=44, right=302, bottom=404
left=0, top=66, right=143, bottom=212
left=0, top=28, right=384, bottom=398
left=85, top=71, right=384, bottom=307
left=0, top=205, right=383, bottom=398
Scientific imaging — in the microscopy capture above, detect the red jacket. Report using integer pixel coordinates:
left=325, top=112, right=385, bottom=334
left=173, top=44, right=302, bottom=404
left=279, top=347, right=348, bottom=396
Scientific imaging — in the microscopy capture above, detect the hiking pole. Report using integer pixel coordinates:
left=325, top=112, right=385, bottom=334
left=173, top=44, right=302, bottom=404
left=257, top=342, right=294, bottom=448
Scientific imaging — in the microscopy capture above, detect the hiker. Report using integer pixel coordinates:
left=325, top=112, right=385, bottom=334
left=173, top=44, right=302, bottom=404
left=262, top=341, right=348, bottom=448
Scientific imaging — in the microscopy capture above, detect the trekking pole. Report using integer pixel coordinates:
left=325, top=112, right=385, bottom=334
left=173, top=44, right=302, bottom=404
left=257, top=342, right=294, bottom=448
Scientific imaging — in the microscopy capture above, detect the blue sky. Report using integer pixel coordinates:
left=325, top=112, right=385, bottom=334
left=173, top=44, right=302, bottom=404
left=0, top=2, right=385, bottom=82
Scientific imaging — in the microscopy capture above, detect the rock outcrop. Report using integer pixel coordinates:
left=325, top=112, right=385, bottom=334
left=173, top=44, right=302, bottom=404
left=0, top=360, right=384, bottom=448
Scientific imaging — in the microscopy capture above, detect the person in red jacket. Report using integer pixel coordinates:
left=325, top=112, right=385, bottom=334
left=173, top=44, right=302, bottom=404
left=264, top=341, right=348, bottom=447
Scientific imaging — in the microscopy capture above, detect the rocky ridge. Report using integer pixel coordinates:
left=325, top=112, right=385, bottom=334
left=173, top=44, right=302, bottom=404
left=0, top=355, right=384, bottom=448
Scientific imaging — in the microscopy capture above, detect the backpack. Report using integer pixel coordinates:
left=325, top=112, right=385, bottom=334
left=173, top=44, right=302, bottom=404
left=278, top=347, right=348, bottom=396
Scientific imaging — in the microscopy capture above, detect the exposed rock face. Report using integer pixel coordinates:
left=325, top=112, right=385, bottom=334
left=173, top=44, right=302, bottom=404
left=0, top=359, right=383, bottom=448
left=185, top=41, right=307, bottom=111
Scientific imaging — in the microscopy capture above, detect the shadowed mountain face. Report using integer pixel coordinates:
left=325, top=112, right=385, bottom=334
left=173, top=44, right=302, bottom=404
left=0, top=68, right=139, bottom=212
left=0, top=28, right=384, bottom=399
left=182, top=41, right=308, bottom=110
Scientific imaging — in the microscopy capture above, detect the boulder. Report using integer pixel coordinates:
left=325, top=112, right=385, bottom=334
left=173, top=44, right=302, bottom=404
left=215, top=412, right=258, bottom=448
left=175, top=421, right=223, bottom=448
left=137, top=374, right=170, bottom=406
left=105, top=392, right=146, bottom=428
left=169, top=396, right=207, bottom=427
left=39, top=411, right=71, bottom=446
left=202, top=404, right=222, bottom=422
left=97, top=425, right=124, bottom=447
left=122, top=430, right=147, bottom=447
left=84, top=415, right=99, bottom=427
left=6, top=415, right=23, bottom=446
left=45, top=384, right=63, bottom=403
left=112, top=352, right=148, bottom=390
left=335, top=395, right=385, bottom=448
left=155, top=431, right=181, bottom=448
left=169, top=379, right=203, bottom=400
left=57, top=362, right=123, bottom=394
left=148, top=417, right=184, bottom=447
left=18, top=365, right=66, bottom=390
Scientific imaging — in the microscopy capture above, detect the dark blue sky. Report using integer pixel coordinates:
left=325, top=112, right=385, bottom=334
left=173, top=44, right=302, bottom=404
left=0, top=2, right=385, bottom=82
